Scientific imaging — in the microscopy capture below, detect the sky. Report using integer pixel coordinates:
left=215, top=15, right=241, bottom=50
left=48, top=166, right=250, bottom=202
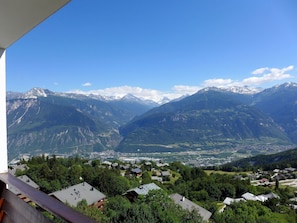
left=6, top=0, right=297, bottom=102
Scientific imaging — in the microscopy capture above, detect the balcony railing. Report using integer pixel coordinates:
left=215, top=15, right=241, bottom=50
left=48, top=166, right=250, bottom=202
left=0, top=173, right=97, bottom=223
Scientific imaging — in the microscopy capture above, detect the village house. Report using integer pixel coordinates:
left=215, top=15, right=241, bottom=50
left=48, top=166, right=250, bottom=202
left=50, top=182, right=106, bottom=209
left=131, top=167, right=142, bottom=177
left=120, top=164, right=131, bottom=170
left=223, top=197, right=245, bottom=206
left=124, top=183, right=161, bottom=201
left=220, top=192, right=280, bottom=213
left=151, top=176, right=163, bottom=182
left=170, top=193, right=212, bottom=222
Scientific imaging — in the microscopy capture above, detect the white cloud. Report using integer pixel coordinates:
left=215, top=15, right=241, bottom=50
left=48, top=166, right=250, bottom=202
left=68, top=65, right=294, bottom=103
left=251, top=67, right=269, bottom=75
left=82, top=82, right=92, bottom=87
left=70, top=86, right=168, bottom=102
left=242, top=65, right=293, bottom=85
left=202, top=65, right=294, bottom=88
left=69, top=85, right=199, bottom=103
left=203, top=78, right=233, bottom=87
left=172, top=85, right=200, bottom=95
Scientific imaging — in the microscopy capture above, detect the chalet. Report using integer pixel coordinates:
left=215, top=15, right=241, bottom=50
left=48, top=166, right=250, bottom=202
left=258, top=192, right=280, bottom=202
left=124, top=183, right=161, bottom=201
left=223, top=197, right=245, bottom=205
left=223, top=192, right=280, bottom=207
left=170, top=193, right=212, bottom=222
left=242, top=192, right=261, bottom=201
left=111, top=162, right=119, bottom=169
left=131, top=167, right=142, bottom=176
left=156, top=163, right=169, bottom=167
left=102, top=161, right=112, bottom=167
left=120, top=164, right=130, bottom=170
left=151, top=176, right=163, bottom=182
left=161, top=171, right=171, bottom=177
left=284, top=167, right=296, bottom=173
left=50, top=182, right=106, bottom=209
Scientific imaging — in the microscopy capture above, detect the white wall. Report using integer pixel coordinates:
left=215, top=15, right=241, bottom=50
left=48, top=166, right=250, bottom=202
left=0, top=49, right=8, bottom=173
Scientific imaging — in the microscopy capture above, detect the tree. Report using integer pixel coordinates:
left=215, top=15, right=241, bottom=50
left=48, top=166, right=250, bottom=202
left=189, top=190, right=209, bottom=201
left=93, top=169, right=130, bottom=196
left=218, top=183, right=236, bottom=199
left=69, top=164, right=83, bottom=183
left=104, top=195, right=131, bottom=222
left=74, top=199, right=108, bottom=223
left=141, top=172, right=152, bottom=184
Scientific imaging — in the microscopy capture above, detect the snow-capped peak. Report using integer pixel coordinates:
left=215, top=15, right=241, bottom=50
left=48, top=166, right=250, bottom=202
left=24, top=88, right=52, bottom=99
left=223, top=86, right=261, bottom=94
left=199, top=86, right=261, bottom=95
left=121, top=93, right=141, bottom=101
left=278, top=82, right=297, bottom=88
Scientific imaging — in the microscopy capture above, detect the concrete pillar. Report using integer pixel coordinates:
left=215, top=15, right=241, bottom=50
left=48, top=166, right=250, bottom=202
left=0, top=49, right=8, bottom=173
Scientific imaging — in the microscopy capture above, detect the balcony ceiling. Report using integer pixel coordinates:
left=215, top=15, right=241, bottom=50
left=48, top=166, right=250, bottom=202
left=0, top=0, right=70, bottom=49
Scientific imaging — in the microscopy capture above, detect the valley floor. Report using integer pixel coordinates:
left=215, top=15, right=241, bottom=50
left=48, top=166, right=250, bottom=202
left=88, top=144, right=294, bottom=167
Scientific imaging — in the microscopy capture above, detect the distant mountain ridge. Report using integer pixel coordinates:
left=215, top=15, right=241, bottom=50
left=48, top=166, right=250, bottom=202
left=117, top=86, right=290, bottom=152
left=6, top=82, right=297, bottom=159
left=6, top=88, right=157, bottom=159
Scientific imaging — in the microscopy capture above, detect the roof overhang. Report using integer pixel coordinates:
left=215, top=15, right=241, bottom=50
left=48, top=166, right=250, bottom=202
left=0, top=0, right=70, bottom=49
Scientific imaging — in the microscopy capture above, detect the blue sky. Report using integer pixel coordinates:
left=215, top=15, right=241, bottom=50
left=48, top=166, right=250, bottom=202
left=6, top=0, right=297, bottom=101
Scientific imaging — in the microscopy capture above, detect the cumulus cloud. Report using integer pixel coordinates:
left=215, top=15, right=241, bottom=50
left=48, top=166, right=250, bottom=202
left=82, top=82, right=92, bottom=87
left=242, top=65, right=293, bottom=85
left=172, top=85, right=200, bottom=95
left=203, top=78, right=233, bottom=87
left=202, top=65, right=294, bottom=88
left=251, top=67, right=269, bottom=75
left=69, top=65, right=294, bottom=103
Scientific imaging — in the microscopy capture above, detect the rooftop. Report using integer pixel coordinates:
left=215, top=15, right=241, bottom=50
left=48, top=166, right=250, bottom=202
left=9, top=175, right=39, bottom=195
left=126, top=183, right=161, bottom=196
left=170, top=193, right=212, bottom=222
left=50, top=182, right=106, bottom=207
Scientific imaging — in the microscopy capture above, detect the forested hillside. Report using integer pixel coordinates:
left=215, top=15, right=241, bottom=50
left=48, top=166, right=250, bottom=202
left=14, top=156, right=297, bottom=222
left=222, top=147, right=297, bottom=171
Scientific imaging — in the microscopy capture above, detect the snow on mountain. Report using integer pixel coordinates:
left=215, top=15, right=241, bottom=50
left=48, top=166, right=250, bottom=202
left=223, top=86, right=262, bottom=94
left=200, top=86, right=261, bottom=95
left=24, top=88, right=53, bottom=99
left=7, top=82, right=297, bottom=104
left=275, top=82, right=297, bottom=89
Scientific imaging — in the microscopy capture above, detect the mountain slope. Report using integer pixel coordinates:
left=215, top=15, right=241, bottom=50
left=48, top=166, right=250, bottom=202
left=7, top=83, right=297, bottom=158
left=6, top=88, right=156, bottom=159
left=117, top=89, right=289, bottom=152
left=7, top=98, right=120, bottom=158
left=252, top=82, right=297, bottom=143
left=222, top=147, right=297, bottom=170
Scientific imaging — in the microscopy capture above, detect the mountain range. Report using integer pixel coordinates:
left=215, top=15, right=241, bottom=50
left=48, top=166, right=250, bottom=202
left=6, top=82, right=297, bottom=160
